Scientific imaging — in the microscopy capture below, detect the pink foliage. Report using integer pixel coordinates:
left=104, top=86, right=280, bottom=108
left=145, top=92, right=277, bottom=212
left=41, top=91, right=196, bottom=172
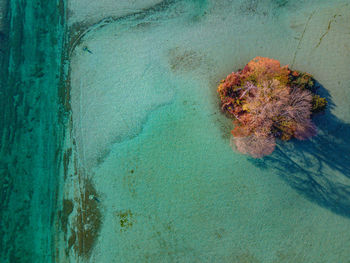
left=231, top=81, right=316, bottom=157
left=218, top=57, right=324, bottom=158
left=294, top=119, right=317, bottom=140
left=232, top=135, right=276, bottom=158
left=244, top=80, right=289, bottom=136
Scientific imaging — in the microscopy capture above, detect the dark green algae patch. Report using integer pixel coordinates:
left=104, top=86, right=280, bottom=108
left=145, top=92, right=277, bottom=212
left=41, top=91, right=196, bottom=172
left=59, top=146, right=103, bottom=259
left=116, top=209, right=135, bottom=232
left=59, top=176, right=102, bottom=259
left=74, top=178, right=102, bottom=258
left=59, top=199, right=74, bottom=234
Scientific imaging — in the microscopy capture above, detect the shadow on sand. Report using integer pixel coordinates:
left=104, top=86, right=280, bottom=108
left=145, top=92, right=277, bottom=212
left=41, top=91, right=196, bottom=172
left=250, top=82, right=350, bottom=218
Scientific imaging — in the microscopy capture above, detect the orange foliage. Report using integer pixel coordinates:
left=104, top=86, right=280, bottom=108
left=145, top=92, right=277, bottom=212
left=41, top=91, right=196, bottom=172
left=243, top=56, right=290, bottom=84
left=217, top=56, right=326, bottom=158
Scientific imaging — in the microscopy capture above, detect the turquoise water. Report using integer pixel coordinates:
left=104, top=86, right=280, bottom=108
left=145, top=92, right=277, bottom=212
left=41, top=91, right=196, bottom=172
left=2, top=0, right=350, bottom=262
left=0, top=0, right=66, bottom=262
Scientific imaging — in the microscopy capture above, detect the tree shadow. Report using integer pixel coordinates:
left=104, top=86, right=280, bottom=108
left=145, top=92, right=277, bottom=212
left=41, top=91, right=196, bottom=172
left=249, top=81, right=350, bottom=218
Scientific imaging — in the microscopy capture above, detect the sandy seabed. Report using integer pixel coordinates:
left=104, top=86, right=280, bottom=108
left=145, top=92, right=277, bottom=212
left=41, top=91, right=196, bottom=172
left=63, top=0, right=350, bottom=262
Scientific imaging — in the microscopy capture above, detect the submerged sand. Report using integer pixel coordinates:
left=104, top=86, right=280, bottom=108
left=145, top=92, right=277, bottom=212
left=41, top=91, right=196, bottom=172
left=67, top=0, right=163, bottom=27
left=65, top=0, right=350, bottom=262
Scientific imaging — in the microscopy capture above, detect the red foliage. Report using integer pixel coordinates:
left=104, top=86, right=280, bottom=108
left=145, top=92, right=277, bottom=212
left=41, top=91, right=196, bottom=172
left=223, top=72, right=240, bottom=88
left=217, top=57, right=324, bottom=158
left=243, top=57, right=290, bottom=84
left=231, top=125, right=251, bottom=137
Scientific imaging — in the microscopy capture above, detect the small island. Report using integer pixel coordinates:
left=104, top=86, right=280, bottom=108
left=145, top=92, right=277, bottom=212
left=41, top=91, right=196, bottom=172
left=218, top=57, right=327, bottom=158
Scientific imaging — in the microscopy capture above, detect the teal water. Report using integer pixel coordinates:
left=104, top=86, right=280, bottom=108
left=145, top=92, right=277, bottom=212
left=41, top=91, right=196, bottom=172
left=0, top=0, right=67, bottom=262
left=62, top=0, right=350, bottom=262
left=2, top=0, right=350, bottom=262
left=66, top=0, right=350, bottom=262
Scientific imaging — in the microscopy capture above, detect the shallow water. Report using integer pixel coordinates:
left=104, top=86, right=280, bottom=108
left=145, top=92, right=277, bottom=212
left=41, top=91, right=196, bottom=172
left=1, top=0, right=350, bottom=262
left=65, top=0, right=350, bottom=262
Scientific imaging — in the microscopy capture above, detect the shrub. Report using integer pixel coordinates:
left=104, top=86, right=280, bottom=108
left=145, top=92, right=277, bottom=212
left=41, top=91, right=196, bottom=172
left=218, top=57, right=327, bottom=158
left=311, top=95, right=328, bottom=113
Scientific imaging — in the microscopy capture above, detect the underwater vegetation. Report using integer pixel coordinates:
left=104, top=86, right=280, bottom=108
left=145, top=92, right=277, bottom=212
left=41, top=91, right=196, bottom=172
left=218, top=57, right=327, bottom=158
